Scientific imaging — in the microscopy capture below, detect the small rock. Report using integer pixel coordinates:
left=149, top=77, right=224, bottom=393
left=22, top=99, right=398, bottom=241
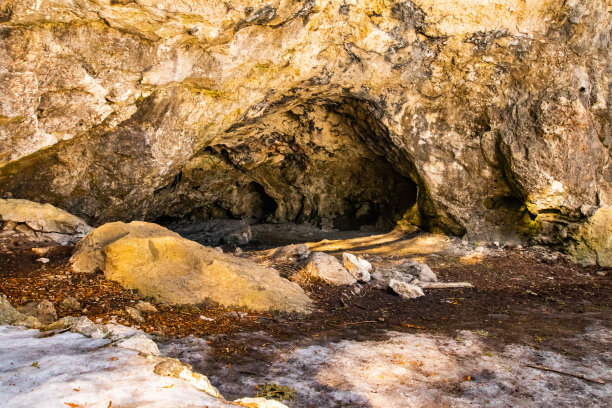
left=17, top=300, right=57, bottom=325
left=125, top=306, right=145, bottom=322
left=213, top=246, right=223, bottom=254
left=342, top=253, right=372, bottom=282
left=32, top=247, right=52, bottom=256
left=2, top=220, right=17, bottom=231
left=60, top=296, right=81, bottom=310
left=0, top=295, right=24, bottom=324
left=44, top=315, right=109, bottom=339
left=301, top=252, right=356, bottom=286
left=234, top=397, right=289, bottom=408
left=154, top=357, right=222, bottom=398
left=36, top=257, right=50, bottom=264
left=115, top=334, right=159, bottom=355
left=399, top=260, right=438, bottom=283
left=270, top=244, right=311, bottom=262
left=234, top=247, right=244, bottom=255
left=14, top=315, right=42, bottom=329
left=199, top=315, right=215, bottom=321
left=389, top=279, right=425, bottom=299
left=15, top=223, right=36, bottom=237
left=135, top=301, right=158, bottom=314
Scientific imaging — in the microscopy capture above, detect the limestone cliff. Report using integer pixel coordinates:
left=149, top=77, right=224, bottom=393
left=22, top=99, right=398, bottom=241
left=0, top=1, right=610, bottom=255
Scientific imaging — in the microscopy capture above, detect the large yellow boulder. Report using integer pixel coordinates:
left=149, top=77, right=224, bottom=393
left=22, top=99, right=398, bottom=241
left=71, top=222, right=312, bottom=313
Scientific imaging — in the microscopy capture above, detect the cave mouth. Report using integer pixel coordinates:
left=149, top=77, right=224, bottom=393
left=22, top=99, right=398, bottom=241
left=151, top=98, right=420, bottom=237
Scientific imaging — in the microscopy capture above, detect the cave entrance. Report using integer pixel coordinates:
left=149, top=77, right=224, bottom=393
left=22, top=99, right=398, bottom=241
left=152, top=98, right=420, bottom=238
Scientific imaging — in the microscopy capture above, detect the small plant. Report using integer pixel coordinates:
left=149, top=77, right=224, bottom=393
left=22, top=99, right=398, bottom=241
left=255, top=382, right=297, bottom=402
left=30, top=361, right=40, bottom=369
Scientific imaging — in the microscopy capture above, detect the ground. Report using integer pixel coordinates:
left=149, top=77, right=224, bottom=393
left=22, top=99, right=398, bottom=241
left=0, top=229, right=611, bottom=407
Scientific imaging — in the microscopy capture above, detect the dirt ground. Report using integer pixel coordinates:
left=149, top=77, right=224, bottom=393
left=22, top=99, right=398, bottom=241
left=1, top=231, right=611, bottom=406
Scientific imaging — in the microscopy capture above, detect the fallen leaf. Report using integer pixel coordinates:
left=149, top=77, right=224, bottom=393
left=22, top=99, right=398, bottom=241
left=162, top=384, right=174, bottom=389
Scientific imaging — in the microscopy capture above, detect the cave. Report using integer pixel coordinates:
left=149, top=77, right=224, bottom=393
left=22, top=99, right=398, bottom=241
left=150, top=98, right=420, bottom=235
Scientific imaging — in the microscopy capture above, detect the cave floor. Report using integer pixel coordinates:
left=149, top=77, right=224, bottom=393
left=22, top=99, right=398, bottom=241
left=1, top=232, right=611, bottom=407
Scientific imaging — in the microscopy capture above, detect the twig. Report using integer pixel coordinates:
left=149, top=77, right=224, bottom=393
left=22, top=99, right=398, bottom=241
left=525, top=364, right=606, bottom=384
left=420, top=282, right=474, bottom=289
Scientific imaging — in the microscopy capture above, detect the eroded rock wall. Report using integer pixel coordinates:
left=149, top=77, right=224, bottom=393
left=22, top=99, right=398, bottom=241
left=0, top=0, right=610, bottom=245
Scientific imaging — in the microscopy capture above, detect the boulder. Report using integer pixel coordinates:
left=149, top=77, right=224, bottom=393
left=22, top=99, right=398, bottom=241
left=342, top=253, right=372, bottom=282
left=389, top=279, right=425, bottom=300
left=17, top=300, right=57, bottom=325
left=0, top=199, right=92, bottom=244
left=300, top=252, right=357, bottom=286
left=71, top=222, right=312, bottom=313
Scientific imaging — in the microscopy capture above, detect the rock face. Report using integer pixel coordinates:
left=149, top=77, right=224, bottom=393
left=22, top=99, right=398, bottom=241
left=0, top=199, right=92, bottom=244
left=565, top=206, right=612, bottom=267
left=71, top=222, right=312, bottom=313
left=0, top=1, right=610, bottom=254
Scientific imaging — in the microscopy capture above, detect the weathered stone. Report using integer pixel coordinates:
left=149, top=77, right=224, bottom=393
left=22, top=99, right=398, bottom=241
left=399, top=260, right=438, bottom=283
left=70, top=221, right=182, bottom=273
left=154, top=358, right=222, bottom=398
left=270, top=244, right=311, bottom=262
left=0, top=0, right=609, bottom=259
left=135, top=301, right=158, bottom=314
left=60, top=296, right=81, bottom=311
left=43, top=315, right=109, bottom=339
left=14, top=315, right=42, bottom=329
left=389, top=279, right=425, bottom=300
left=566, top=206, right=612, bottom=267
left=73, top=222, right=312, bottom=313
left=0, top=199, right=92, bottom=239
left=342, top=253, right=372, bottom=282
left=17, top=300, right=57, bottom=325
left=125, top=306, right=145, bottom=323
left=115, top=334, right=160, bottom=356
left=0, top=296, right=24, bottom=325
left=300, top=252, right=357, bottom=286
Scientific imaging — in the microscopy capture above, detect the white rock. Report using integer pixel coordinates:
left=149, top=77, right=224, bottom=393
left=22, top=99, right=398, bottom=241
left=302, top=252, right=356, bottom=286
left=115, top=334, right=160, bottom=355
left=36, top=257, right=50, bottom=263
left=389, top=279, right=425, bottom=299
left=342, top=253, right=372, bottom=282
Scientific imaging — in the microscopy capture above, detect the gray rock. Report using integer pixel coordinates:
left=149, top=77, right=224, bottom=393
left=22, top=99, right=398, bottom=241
left=342, top=253, right=372, bottom=282
left=399, top=260, right=438, bottom=283
left=60, top=296, right=81, bottom=310
left=389, top=279, right=425, bottom=300
left=301, top=252, right=357, bottom=286
left=17, top=300, right=57, bottom=325
left=0, top=295, right=24, bottom=325
left=270, top=244, right=311, bottom=262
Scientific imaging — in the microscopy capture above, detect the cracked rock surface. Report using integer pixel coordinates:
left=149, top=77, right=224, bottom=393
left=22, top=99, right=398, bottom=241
left=0, top=1, right=610, bottom=262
